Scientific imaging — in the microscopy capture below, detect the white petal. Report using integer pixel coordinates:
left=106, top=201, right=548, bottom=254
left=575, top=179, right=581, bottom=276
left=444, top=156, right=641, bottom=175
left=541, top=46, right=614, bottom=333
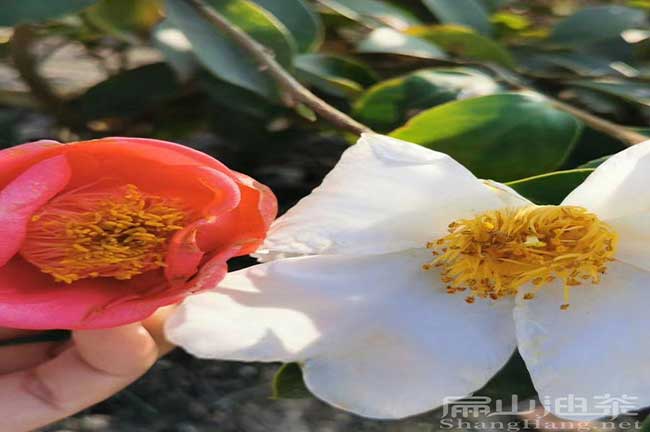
left=255, top=133, right=503, bottom=261
left=481, top=179, right=532, bottom=207
left=608, top=213, right=650, bottom=272
left=166, top=250, right=516, bottom=419
left=562, top=139, right=650, bottom=220
left=514, top=262, right=650, bottom=421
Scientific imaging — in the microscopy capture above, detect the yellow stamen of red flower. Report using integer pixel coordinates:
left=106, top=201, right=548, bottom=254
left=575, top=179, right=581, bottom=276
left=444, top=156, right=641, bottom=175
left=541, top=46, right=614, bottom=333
left=21, top=184, right=187, bottom=284
left=422, top=206, right=618, bottom=309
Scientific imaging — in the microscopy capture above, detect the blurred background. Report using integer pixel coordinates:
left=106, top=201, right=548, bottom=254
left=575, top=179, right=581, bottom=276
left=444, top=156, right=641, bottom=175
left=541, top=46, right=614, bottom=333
left=0, top=0, right=648, bottom=430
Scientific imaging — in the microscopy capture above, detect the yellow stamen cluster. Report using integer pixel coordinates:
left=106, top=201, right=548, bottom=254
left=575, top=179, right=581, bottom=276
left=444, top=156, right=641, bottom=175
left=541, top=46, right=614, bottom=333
left=422, top=206, right=618, bottom=309
left=22, top=184, right=187, bottom=284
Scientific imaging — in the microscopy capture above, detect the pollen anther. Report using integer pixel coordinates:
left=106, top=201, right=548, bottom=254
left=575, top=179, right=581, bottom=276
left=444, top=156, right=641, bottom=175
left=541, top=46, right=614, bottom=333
left=423, top=206, right=618, bottom=309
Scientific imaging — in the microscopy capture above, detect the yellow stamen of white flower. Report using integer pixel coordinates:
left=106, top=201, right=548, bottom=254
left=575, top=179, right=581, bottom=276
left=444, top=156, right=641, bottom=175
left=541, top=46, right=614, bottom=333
left=422, top=206, right=618, bottom=309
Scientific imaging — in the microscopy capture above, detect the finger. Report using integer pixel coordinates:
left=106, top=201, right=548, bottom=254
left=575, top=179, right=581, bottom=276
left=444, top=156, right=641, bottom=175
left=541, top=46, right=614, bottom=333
left=0, top=342, right=60, bottom=374
left=0, top=323, right=158, bottom=432
left=142, top=305, right=177, bottom=356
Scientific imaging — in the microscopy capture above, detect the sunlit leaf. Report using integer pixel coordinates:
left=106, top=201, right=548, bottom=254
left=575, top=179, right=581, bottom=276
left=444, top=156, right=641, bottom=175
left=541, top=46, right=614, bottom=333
left=390, top=93, right=582, bottom=181
left=407, top=24, right=515, bottom=68
left=353, top=67, right=501, bottom=132
left=423, top=0, right=493, bottom=36
left=295, top=53, right=377, bottom=97
left=506, top=169, right=594, bottom=205
left=85, top=0, right=162, bottom=42
left=253, top=0, right=323, bottom=52
left=0, top=0, right=96, bottom=25
left=165, top=0, right=296, bottom=99
left=550, top=5, right=647, bottom=46
left=357, top=27, right=448, bottom=59
left=152, top=20, right=198, bottom=82
left=317, top=0, right=420, bottom=30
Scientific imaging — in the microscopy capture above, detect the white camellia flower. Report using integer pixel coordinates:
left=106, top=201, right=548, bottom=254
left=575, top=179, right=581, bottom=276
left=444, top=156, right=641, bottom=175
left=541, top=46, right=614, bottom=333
left=166, top=133, right=650, bottom=420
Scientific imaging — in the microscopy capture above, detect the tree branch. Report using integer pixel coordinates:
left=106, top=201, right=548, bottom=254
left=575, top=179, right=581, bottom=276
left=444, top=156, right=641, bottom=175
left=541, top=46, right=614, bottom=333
left=182, top=0, right=372, bottom=135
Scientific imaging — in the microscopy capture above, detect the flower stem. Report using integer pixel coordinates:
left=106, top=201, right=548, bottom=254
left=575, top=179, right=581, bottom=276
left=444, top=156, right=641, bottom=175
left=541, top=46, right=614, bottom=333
left=182, top=0, right=372, bottom=135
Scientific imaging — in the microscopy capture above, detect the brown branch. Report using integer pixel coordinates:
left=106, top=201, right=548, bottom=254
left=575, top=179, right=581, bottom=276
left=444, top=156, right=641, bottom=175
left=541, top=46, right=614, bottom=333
left=182, top=0, right=372, bottom=135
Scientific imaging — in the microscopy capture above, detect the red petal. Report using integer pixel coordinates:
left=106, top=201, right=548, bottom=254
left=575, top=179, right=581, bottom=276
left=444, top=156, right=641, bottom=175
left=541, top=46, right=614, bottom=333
left=164, top=166, right=241, bottom=286
left=0, top=258, right=176, bottom=330
left=0, top=156, right=71, bottom=266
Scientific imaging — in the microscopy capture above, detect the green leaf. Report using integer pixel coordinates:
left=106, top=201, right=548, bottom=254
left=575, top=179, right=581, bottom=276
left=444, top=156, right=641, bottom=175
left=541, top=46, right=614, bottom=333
left=475, top=350, right=536, bottom=400
left=165, top=0, right=296, bottom=99
left=423, top=0, right=493, bottom=36
left=295, top=53, right=377, bottom=97
left=569, top=80, right=650, bottom=107
left=253, top=0, right=323, bottom=52
left=272, top=363, right=311, bottom=399
left=390, top=93, right=582, bottom=181
left=506, top=169, right=594, bottom=205
left=84, top=0, right=162, bottom=42
left=353, top=67, right=501, bottom=132
left=562, top=127, right=627, bottom=169
left=200, top=73, right=277, bottom=118
left=479, top=0, right=510, bottom=12
left=407, top=24, right=515, bottom=68
left=76, top=63, right=180, bottom=120
left=0, top=0, right=96, bottom=26
left=579, top=155, right=610, bottom=169
left=357, top=27, right=448, bottom=59
left=152, top=21, right=198, bottom=82
left=550, top=5, right=647, bottom=47
left=317, top=0, right=420, bottom=30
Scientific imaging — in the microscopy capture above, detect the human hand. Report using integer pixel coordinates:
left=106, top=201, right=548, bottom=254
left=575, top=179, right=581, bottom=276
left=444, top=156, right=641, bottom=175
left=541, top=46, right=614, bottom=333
left=0, top=307, right=175, bottom=432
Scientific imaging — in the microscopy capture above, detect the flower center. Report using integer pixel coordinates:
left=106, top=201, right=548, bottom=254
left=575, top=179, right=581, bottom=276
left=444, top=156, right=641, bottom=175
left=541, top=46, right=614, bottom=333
left=21, top=184, right=187, bottom=284
left=422, top=206, right=618, bottom=309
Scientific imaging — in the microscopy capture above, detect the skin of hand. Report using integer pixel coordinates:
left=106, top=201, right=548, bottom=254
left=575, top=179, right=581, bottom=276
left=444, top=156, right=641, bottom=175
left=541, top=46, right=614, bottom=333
left=0, top=307, right=176, bottom=432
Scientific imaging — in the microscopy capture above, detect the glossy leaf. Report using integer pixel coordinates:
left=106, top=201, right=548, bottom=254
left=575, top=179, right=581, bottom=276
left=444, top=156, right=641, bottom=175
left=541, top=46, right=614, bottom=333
left=357, top=27, right=448, bottom=59
left=408, top=24, right=515, bottom=68
left=550, top=5, right=647, bottom=46
left=272, top=363, right=311, bottom=399
left=295, top=53, right=377, bottom=97
left=569, top=80, right=650, bottom=107
left=506, top=169, right=594, bottom=205
left=0, top=0, right=96, bottom=25
left=152, top=20, right=198, bottom=82
left=390, top=93, right=582, bottom=181
left=317, top=0, right=420, bottom=30
left=253, top=0, right=323, bottom=52
left=562, top=127, right=627, bottom=169
left=423, top=0, right=493, bottom=36
left=353, top=67, right=501, bottom=132
left=165, top=0, right=296, bottom=99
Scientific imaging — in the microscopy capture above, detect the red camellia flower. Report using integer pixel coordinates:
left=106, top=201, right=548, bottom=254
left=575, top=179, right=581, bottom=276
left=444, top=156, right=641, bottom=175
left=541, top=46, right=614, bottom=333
left=0, top=138, right=277, bottom=330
